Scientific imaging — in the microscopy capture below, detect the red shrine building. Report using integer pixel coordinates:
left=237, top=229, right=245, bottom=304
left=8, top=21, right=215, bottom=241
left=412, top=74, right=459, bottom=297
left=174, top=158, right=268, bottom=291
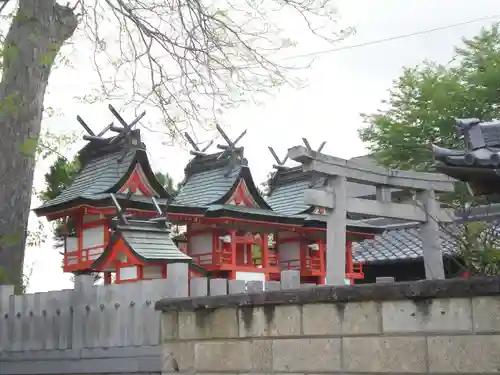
left=166, top=130, right=382, bottom=285
left=34, top=107, right=383, bottom=286
left=33, top=107, right=200, bottom=284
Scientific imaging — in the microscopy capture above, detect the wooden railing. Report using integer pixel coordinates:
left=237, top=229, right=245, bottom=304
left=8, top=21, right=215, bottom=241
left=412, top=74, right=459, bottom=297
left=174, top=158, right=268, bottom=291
left=280, top=256, right=321, bottom=272
left=191, top=249, right=233, bottom=266
left=346, top=261, right=364, bottom=279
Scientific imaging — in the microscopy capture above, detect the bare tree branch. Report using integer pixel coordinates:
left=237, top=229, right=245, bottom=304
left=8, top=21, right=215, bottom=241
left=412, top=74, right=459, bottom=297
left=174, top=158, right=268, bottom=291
left=74, top=0, right=350, bottom=138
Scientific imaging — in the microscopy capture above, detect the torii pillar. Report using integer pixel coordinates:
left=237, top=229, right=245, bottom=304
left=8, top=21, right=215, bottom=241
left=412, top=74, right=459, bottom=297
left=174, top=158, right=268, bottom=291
left=288, top=146, right=457, bottom=285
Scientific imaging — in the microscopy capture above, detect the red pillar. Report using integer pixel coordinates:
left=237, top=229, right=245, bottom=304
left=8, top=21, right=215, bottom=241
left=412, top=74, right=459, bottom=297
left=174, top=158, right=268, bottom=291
left=261, top=233, right=269, bottom=268
left=230, top=230, right=237, bottom=266
left=319, top=239, right=326, bottom=284
left=346, top=240, right=353, bottom=275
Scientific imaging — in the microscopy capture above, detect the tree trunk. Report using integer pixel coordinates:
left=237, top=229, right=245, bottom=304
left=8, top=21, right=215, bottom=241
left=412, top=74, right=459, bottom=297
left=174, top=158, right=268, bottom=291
left=0, top=1, right=78, bottom=289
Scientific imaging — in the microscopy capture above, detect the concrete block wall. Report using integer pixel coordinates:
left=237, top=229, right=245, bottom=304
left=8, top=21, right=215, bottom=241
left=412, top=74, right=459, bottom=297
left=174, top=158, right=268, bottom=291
left=156, top=276, right=500, bottom=375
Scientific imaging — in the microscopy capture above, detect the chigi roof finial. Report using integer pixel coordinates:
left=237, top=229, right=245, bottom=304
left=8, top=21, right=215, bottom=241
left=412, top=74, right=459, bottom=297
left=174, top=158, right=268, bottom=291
left=214, top=124, right=247, bottom=177
left=184, top=132, right=213, bottom=156
left=268, top=146, right=289, bottom=171
left=77, top=104, right=147, bottom=163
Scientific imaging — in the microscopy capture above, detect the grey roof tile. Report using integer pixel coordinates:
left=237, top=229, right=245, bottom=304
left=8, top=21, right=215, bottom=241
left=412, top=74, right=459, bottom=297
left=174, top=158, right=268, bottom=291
left=119, top=226, right=191, bottom=261
left=37, top=149, right=135, bottom=209
left=175, top=164, right=241, bottom=206
left=353, top=226, right=458, bottom=263
left=267, top=178, right=312, bottom=215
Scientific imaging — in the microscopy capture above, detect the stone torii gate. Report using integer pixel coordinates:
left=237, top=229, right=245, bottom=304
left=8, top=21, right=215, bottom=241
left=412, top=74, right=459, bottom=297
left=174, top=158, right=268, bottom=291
left=287, top=145, right=457, bottom=285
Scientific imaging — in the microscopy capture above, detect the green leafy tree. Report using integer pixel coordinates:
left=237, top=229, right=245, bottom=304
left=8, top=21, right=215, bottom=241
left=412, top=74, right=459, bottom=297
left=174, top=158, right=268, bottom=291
left=155, top=172, right=181, bottom=197
left=359, top=23, right=500, bottom=172
left=358, top=23, right=500, bottom=275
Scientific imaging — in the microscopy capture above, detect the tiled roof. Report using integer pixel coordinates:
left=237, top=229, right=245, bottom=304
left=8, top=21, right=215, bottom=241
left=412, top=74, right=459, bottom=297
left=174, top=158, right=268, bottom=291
left=174, top=164, right=241, bottom=207
left=433, top=119, right=500, bottom=194
left=119, top=225, right=191, bottom=262
left=267, top=177, right=313, bottom=215
left=36, top=149, right=136, bottom=210
left=353, top=227, right=457, bottom=263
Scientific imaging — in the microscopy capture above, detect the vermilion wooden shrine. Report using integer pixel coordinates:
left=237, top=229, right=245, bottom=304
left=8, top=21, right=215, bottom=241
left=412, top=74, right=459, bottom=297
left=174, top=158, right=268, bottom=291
left=34, top=106, right=196, bottom=284
left=34, top=106, right=383, bottom=285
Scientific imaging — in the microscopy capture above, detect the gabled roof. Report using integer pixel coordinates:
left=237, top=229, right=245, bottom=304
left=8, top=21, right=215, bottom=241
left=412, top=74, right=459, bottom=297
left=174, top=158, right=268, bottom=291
left=266, top=166, right=322, bottom=216
left=433, top=119, right=500, bottom=195
left=175, top=152, right=243, bottom=207
left=34, top=130, right=170, bottom=217
left=91, top=218, right=193, bottom=268
left=174, top=150, right=271, bottom=209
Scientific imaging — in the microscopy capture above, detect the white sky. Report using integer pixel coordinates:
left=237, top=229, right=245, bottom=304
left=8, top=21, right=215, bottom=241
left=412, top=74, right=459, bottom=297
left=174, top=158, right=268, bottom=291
left=24, top=0, right=500, bottom=292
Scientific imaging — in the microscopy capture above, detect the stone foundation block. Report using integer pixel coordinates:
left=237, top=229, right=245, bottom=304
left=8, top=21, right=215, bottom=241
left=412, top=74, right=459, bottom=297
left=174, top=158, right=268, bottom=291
left=269, top=305, right=302, bottom=336
left=179, top=308, right=239, bottom=339
left=472, top=296, right=500, bottom=332
left=161, top=312, right=178, bottom=341
left=382, top=298, right=472, bottom=333
left=303, top=301, right=380, bottom=335
left=428, top=335, right=500, bottom=373
left=239, top=305, right=301, bottom=337
left=162, top=342, right=194, bottom=373
left=194, top=341, right=252, bottom=372
left=239, top=306, right=270, bottom=337
left=272, top=338, right=341, bottom=372
left=343, top=336, right=427, bottom=373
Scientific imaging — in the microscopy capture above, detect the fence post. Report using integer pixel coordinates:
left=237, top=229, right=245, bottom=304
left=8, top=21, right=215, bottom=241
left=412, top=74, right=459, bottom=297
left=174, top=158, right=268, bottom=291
left=72, top=275, right=96, bottom=349
left=166, top=263, right=189, bottom=298
left=0, top=285, right=14, bottom=351
left=280, top=270, right=300, bottom=289
left=190, top=277, right=208, bottom=297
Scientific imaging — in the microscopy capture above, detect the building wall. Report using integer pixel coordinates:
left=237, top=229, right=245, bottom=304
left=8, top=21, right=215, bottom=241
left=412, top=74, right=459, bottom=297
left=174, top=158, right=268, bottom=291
left=159, top=276, right=500, bottom=375
left=277, top=232, right=300, bottom=266
left=188, top=224, right=213, bottom=262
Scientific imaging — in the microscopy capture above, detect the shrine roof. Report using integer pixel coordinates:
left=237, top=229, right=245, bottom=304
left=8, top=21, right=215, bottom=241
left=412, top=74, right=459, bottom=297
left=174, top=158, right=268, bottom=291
left=432, top=119, right=500, bottom=195
left=91, top=218, right=195, bottom=271
left=266, top=165, right=378, bottom=216
left=34, top=131, right=170, bottom=217
left=118, top=225, right=191, bottom=262
left=175, top=152, right=243, bottom=207
left=266, top=166, right=322, bottom=215
left=174, top=150, right=271, bottom=210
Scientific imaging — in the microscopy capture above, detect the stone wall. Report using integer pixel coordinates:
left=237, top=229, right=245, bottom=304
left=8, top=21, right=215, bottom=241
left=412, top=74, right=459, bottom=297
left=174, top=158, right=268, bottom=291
left=157, top=276, right=500, bottom=375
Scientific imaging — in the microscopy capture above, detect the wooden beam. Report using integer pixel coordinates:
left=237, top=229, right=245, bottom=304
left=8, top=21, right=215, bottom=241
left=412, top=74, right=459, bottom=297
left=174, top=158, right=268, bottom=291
left=288, top=146, right=456, bottom=192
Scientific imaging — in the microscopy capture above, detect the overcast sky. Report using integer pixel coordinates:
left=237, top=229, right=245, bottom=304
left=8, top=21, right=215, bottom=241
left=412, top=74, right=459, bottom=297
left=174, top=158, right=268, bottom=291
left=24, top=0, right=500, bottom=292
